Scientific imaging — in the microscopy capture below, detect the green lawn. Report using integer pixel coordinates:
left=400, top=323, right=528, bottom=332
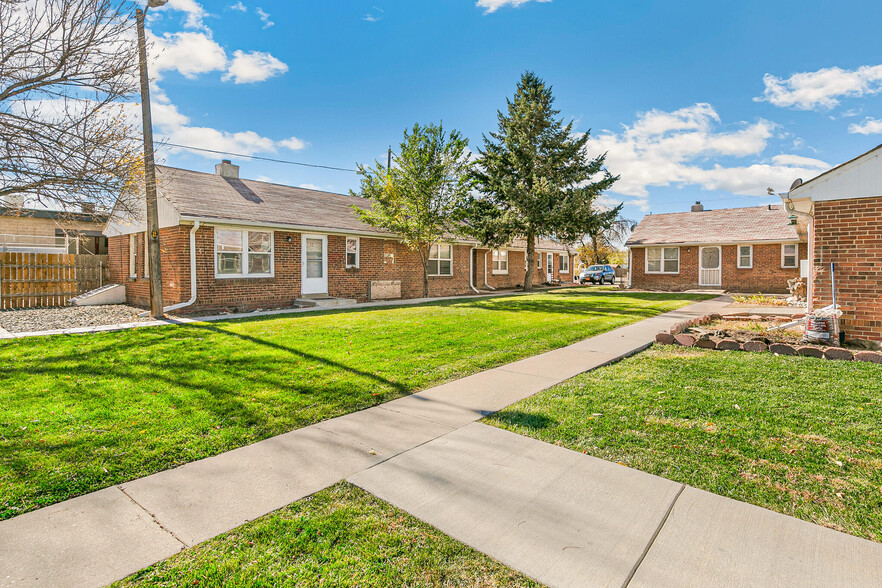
left=486, top=345, right=882, bottom=542
left=114, top=482, right=539, bottom=587
left=0, top=289, right=708, bottom=519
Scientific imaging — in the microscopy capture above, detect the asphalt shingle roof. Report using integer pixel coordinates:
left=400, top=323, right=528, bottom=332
left=156, top=165, right=394, bottom=237
left=154, top=165, right=572, bottom=252
left=625, top=205, right=800, bottom=246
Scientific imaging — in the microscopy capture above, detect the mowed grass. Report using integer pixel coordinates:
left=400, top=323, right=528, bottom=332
left=0, top=289, right=708, bottom=519
left=114, top=482, right=539, bottom=588
left=485, top=345, right=882, bottom=542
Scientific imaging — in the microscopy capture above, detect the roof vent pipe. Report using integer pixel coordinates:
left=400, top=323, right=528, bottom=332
left=691, top=201, right=704, bottom=212
left=215, top=160, right=239, bottom=179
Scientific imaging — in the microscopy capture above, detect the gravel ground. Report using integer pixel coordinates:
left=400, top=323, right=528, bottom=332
left=0, top=304, right=153, bottom=333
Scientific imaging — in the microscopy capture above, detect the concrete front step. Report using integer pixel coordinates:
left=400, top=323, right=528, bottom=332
left=293, top=297, right=357, bottom=309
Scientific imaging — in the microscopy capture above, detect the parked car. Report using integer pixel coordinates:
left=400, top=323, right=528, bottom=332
left=579, top=264, right=616, bottom=284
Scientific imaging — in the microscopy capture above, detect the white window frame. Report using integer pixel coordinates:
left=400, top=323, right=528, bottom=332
left=143, top=232, right=149, bottom=278
left=781, top=243, right=798, bottom=269
left=129, top=234, right=137, bottom=278
left=559, top=254, right=569, bottom=273
left=428, top=242, right=453, bottom=276
left=214, top=227, right=275, bottom=279
left=737, top=245, right=753, bottom=269
left=345, top=236, right=360, bottom=269
left=491, top=249, right=508, bottom=274
left=537, top=252, right=542, bottom=269
left=645, top=246, right=680, bottom=274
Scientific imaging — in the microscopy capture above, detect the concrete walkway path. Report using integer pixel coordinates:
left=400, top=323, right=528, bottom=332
left=10, top=295, right=873, bottom=587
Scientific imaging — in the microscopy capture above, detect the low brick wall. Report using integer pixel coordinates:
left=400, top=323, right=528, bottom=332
left=656, top=313, right=882, bottom=363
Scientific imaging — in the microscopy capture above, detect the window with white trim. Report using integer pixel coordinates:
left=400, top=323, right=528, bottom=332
left=492, top=250, right=508, bottom=274
left=559, top=254, right=569, bottom=273
left=345, top=237, right=359, bottom=268
left=737, top=245, right=753, bottom=269
left=782, top=243, right=798, bottom=268
left=143, top=232, right=149, bottom=278
left=537, top=253, right=542, bottom=269
left=129, top=234, right=137, bottom=278
left=215, top=228, right=274, bottom=277
left=646, top=247, right=679, bottom=274
left=428, top=243, right=453, bottom=276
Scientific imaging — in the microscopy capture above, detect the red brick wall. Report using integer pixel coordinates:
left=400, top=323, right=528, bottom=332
left=630, top=243, right=805, bottom=292
left=813, top=197, right=882, bottom=343
left=109, top=226, right=479, bottom=313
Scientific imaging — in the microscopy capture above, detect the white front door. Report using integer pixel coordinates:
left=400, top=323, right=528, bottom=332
left=301, top=234, right=328, bottom=295
left=546, top=252, right=554, bottom=282
left=699, top=246, right=722, bottom=287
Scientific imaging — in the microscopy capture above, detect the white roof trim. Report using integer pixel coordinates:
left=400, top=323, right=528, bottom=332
left=628, top=238, right=801, bottom=248
left=790, top=144, right=882, bottom=202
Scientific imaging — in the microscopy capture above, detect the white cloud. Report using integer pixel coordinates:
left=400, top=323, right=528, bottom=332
left=148, top=30, right=227, bottom=80
left=755, top=65, right=882, bottom=110
left=848, top=117, right=882, bottom=135
left=229, top=2, right=247, bottom=12
left=583, top=103, right=831, bottom=211
left=476, top=0, right=551, bottom=14
left=222, top=50, right=288, bottom=84
left=256, top=7, right=274, bottom=28
left=279, top=137, right=307, bottom=151
left=299, top=184, right=323, bottom=190
left=363, top=5, right=384, bottom=22
left=157, top=0, right=209, bottom=30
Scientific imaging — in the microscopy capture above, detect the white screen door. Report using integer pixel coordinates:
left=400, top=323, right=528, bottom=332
left=699, top=246, right=721, bottom=287
left=301, top=234, right=328, bottom=294
left=546, top=252, right=554, bottom=282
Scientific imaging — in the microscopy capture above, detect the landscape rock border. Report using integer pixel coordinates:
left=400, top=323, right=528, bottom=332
left=656, top=313, right=882, bottom=363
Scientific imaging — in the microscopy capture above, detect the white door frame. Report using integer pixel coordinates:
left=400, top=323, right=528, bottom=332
left=546, top=252, right=554, bottom=282
left=699, top=245, right=722, bottom=287
left=301, top=234, right=328, bottom=295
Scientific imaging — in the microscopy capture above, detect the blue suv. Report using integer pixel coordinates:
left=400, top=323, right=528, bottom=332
left=579, top=264, right=616, bottom=285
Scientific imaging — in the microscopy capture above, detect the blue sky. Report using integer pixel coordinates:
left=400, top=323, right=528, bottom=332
left=145, top=0, right=882, bottom=222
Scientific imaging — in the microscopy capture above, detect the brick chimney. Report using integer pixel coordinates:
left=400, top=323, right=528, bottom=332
left=215, top=159, right=239, bottom=179
left=691, top=201, right=704, bottom=212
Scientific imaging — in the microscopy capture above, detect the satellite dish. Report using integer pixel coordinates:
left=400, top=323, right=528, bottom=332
left=789, top=178, right=803, bottom=190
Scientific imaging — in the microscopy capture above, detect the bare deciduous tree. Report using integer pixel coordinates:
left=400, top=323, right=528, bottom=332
left=0, top=0, right=141, bottom=216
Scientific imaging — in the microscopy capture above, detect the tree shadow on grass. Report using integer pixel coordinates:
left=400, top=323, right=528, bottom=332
left=489, top=411, right=556, bottom=430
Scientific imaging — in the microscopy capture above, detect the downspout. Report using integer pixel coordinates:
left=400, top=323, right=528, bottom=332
left=782, top=196, right=814, bottom=314
left=468, top=246, right=479, bottom=293
left=483, top=250, right=496, bottom=290
left=163, top=221, right=200, bottom=313
left=627, top=247, right=633, bottom=288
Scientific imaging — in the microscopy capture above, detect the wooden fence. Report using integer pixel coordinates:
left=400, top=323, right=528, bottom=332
left=0, top=253, right=110, bottom=309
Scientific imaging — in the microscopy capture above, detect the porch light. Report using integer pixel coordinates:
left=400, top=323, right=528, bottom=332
left=787, top=214, right=797, bottom=225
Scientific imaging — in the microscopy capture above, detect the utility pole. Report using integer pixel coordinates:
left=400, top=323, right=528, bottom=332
left=136, top=1, right=168, bottom=319
left=387, top=146, right=392, bottom=170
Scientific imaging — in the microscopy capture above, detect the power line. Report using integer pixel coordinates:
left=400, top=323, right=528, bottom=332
left=158, top=142, right=361, bottom=173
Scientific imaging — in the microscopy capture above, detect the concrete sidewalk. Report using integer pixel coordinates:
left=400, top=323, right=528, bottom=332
left=351, top=423, right=882, bottom=588
left=2, top=296, right=730, bottom=587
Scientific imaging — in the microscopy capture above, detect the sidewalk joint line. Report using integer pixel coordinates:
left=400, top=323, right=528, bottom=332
left=622, top=483, right=686, bottom=588
left=117, top=485, right=189, bottom=549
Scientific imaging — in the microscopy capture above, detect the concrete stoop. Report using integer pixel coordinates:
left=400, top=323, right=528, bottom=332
left=293, top=296, right=357, bottom=309
left=70, top=284, right=126, bottom=306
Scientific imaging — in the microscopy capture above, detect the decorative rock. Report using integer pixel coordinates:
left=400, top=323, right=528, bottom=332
left=670, top=323, right=685, bottom=335
left=854, top=351, right=882, bottom=363
left=707, top=313, right=722, bottom=321
left=769, top=343, right=797, bottom=356
left=742, top=340, right=768, bottom=353
left=717, top=339, right=741, bottom=351
left=674, top=333, right=696, bottom=347
left=824, top=348, right=854, bottom=361
left=655, top=332, right=675, bottom=345
left=748, top=315, right=763, bottom=322
left=695, top=338, right=717, bottom=349
left=796, top=346, right=824, bottom=358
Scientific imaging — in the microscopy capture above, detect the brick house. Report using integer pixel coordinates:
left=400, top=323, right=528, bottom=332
left=782, top=144, right=882, bottom=345
left=1, top=206, right=108, bottom=254
left=104, top=161, right=575, bottom=314
left=626, top=203, right=807, bottom=292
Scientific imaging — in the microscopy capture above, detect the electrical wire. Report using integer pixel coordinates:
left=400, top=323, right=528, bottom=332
left=158, top=142, right=361, bottom=173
